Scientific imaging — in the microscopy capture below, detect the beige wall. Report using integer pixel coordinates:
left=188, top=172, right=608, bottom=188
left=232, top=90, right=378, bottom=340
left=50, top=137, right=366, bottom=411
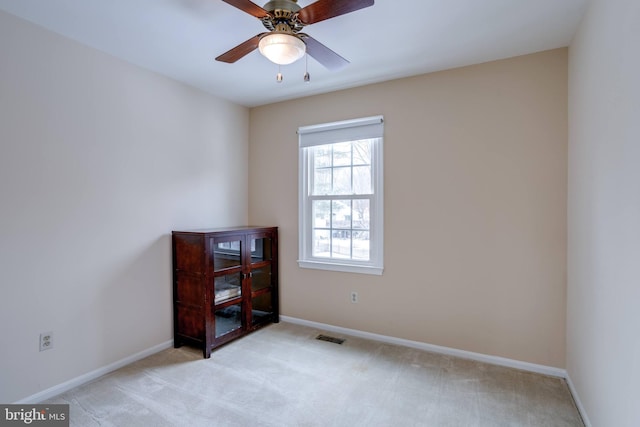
left=567, top=0, right=640, bottom=425
left=0, top=11, right=248, bottom=403
left=249, top=49, right=568, bottom=367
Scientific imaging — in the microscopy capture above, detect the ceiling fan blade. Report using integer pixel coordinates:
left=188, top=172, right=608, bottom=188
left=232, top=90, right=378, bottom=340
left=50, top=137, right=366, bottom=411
left=221, top=0, right=270, bottom=18
left=303, top=35, right=349, bottom=71
left=297, top=0, right=374, bottom=25
left=216, top=34, right=266, bottom=63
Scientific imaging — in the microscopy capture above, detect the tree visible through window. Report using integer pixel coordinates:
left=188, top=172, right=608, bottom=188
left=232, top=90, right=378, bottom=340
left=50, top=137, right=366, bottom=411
left=298, top=116, right=383, bottom=275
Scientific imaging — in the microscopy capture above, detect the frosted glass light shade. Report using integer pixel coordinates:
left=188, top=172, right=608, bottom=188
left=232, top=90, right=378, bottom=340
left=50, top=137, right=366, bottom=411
left=258, top=33, right=306, bottom=65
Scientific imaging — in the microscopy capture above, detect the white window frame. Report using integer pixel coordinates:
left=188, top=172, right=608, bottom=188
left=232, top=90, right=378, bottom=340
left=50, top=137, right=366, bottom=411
left=298, top=116, right=384, bottom=275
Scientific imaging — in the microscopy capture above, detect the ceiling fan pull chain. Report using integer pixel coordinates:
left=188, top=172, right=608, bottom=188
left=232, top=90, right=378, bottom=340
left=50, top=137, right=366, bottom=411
left=277, top=65, right=283, bottom=83
left=304, top=54, right=310, bottom=82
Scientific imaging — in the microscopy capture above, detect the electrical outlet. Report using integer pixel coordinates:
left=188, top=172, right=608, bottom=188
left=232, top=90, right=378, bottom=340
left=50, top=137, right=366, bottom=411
left=350, top=291, right=358, bottom=303
left=40, top=332, right=53, bottom=351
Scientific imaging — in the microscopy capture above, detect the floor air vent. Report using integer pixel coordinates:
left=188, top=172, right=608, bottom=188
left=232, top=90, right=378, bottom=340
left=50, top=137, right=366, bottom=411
left=316, top=334, right=345, bottom=345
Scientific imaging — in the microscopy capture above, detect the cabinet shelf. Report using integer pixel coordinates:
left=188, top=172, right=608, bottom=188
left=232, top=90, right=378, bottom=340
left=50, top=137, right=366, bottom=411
left=172, top=226, right=279, bottom=358
left=251, top=287, right=271, bottom=299
left=214, top=295, right=242, bottom=307
left=213, top=266, right=243, bottom=275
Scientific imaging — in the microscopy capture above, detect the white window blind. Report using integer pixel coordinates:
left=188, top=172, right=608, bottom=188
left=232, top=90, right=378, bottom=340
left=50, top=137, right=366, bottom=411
left=298, top=115, right=384, bottom=147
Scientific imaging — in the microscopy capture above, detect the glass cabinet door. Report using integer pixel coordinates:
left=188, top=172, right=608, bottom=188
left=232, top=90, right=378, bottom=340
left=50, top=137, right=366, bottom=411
left=213, top=237, right=242, bottom=304
left=251, top=293, right=273, bottom=327
left=248, top=233, right=275, bottom=327
left=215, top=303, right=242, bottom=338
left=213, top=238, right=242, bottom=271
left=212, top=236, right=244, bottom=339
left=214, top=273, right=242, bottom=304
left=249, top=236, right=272, bottom=265
left=250, top=266, right=271, bottom=292
left=209, top=232, right=276, bottom=336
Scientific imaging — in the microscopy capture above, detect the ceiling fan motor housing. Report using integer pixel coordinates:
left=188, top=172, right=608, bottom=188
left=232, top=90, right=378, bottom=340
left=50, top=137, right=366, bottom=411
left=263, top=0, right=301, bottom=14
left=261, top=0, right=304, bottom=33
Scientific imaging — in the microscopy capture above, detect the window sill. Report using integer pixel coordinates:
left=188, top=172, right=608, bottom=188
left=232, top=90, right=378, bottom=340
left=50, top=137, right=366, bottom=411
left=297, top=260, right=383, bottom=276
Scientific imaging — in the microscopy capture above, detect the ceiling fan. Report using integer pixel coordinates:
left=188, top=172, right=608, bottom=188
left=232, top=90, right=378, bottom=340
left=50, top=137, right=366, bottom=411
left=215, top=0, right=375, bottom=71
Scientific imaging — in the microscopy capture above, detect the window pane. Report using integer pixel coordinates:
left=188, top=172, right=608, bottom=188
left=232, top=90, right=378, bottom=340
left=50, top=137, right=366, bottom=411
left=309, top=197, right=372, bottom=262
left=314, top=146, right=332, bottom=168
left=313, top=168, right=331, bottom=195
left=353, top=165, right=371, bottom=194
left=332, top=200, right=352, bottom=229
left=353, top=231, right=370, bottom=261
left=332, top=142, right=351, bottom=166
left=312, top=229, right=330, bottom=258
left=352, top=199, right=370, bottom=230
left=313, top=200, right=331, bottom=228
left=331, top=230, right=351, bottom=259
left=310, top=141, right=375, bottom=196
left=332, top=167, right=351, bottom=195
left=352, top=140, right=372, bottom=165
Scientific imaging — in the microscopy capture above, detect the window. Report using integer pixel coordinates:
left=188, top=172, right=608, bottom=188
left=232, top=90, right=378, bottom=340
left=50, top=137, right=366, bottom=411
left=298, top=116, right=384, bottom=275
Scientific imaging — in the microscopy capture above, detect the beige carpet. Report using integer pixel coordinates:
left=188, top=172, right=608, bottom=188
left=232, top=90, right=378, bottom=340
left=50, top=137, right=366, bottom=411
left=46, top=322, right=583, bottom=426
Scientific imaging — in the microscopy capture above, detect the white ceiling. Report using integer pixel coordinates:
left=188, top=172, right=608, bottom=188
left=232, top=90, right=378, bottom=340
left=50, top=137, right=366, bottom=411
left=0, top=0, right=587, bottom=107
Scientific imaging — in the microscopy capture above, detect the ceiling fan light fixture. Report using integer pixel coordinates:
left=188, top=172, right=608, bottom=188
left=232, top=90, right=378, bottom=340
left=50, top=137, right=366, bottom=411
left=258, top=33, right=306, bottom=65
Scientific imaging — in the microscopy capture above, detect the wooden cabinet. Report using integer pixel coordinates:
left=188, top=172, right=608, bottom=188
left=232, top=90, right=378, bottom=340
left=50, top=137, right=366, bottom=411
left=172, top=226, right=278, bottom=358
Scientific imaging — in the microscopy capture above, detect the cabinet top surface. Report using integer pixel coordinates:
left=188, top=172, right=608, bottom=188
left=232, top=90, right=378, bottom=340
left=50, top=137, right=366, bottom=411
left=172, top=226, right=277, bottom=235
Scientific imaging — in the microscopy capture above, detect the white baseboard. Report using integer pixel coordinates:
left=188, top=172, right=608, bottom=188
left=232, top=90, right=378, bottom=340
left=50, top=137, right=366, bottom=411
left=281, top=316, right=566, bottom=377
left=15, top=340, right=174, bottom=404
